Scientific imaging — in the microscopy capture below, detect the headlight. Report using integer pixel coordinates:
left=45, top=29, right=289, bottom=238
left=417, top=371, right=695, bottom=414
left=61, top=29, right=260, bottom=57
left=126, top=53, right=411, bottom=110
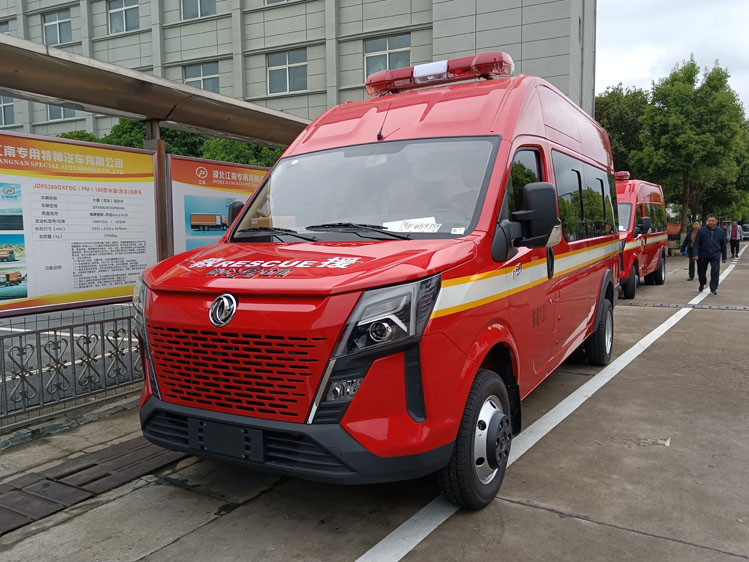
left=334, top=275, right=441, bottom=357
left=133, top=275, right=146, bottom=314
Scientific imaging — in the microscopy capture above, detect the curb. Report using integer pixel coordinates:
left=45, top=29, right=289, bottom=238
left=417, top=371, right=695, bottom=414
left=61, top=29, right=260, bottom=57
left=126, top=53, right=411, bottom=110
left=0, top=394, right=139, bottom=452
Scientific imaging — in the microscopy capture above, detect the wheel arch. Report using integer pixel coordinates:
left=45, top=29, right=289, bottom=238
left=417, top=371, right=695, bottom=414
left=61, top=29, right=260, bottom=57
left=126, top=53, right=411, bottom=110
left=593, top=268, right=616, bottom=330
left=479, top=342, right=521, bottom=435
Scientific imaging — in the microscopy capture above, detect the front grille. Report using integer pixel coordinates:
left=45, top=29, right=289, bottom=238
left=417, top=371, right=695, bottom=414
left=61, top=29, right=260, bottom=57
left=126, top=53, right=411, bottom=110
left=148, top=324, right=329, bottom=423
left=142, top=411, right=353, bottom=475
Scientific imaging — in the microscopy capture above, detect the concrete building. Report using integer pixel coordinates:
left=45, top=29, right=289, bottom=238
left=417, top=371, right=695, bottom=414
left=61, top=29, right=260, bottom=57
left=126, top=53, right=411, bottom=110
left=0, top=0, right=596, bottom=138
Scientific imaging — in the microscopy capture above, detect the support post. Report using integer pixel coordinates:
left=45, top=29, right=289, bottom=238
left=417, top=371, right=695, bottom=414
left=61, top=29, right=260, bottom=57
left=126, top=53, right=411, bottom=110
left=143, top=120, right=172, bottom=260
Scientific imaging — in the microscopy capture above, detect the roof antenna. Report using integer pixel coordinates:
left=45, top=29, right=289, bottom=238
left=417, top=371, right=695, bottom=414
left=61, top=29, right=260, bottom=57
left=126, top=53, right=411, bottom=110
left=377, top=103, right=392, bottom=141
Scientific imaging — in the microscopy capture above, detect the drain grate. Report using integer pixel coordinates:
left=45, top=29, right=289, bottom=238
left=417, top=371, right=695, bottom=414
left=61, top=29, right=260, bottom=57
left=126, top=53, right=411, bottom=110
left=0, top=437, right=185, bottom=535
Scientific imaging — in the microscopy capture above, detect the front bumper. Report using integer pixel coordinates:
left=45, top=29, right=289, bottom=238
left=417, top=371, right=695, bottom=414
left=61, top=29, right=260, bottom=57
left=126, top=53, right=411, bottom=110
left=140, top=396, right=453, bottom=485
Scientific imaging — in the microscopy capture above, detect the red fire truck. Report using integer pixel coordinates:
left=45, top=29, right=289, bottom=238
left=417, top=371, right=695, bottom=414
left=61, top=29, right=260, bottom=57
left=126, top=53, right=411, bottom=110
left=137, top=52, right=620, bottom=510
left=615, top=172, right=668, bottom=299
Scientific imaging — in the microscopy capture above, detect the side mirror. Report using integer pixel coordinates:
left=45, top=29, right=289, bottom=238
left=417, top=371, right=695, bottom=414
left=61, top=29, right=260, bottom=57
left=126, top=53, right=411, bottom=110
left=511, top=182, right=562, bottom=247
left=491, top=220, right=521, bottom=262
left=636, top=216, right=651, bottom=235
left=633, top=226, right=641, bottom=237
left=227, top=201, right=245, bottom=226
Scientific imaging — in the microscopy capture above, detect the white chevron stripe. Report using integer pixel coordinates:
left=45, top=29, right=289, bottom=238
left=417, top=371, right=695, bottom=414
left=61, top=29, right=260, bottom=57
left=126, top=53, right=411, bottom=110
left=432, top=241, right=620, bottom=318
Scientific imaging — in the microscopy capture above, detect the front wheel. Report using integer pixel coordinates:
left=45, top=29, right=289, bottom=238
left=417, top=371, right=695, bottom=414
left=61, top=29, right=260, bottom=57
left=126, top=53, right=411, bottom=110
left=585, top=299, right=613, bottom=366
left=622, top=264, right=637, bottom=299
left=439, top=369, right=512, bottom=510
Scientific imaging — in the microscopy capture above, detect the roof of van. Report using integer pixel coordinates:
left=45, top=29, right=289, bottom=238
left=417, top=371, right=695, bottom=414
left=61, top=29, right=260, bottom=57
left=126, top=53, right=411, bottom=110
left=616, top=179, right=665, bottom=204
left=285, top=75, right=613, bottom=170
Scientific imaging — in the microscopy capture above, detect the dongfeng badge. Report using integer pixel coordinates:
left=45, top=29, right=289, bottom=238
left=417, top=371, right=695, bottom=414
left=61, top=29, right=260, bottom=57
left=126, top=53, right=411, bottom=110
left=209, top=294, right=237, bottom=327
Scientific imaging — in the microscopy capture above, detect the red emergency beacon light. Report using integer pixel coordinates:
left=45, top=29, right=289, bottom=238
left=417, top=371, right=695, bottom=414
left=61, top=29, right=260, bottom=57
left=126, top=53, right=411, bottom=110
left=614, top=171, right=631, bottom=180
left=365, top=51, right=515, bottom=96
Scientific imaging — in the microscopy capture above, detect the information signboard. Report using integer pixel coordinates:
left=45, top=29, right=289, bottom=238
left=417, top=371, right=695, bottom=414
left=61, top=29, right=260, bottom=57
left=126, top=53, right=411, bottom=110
left=170, top=155, right=268, bottom=254
left=0, top=131, right=158, bottom=313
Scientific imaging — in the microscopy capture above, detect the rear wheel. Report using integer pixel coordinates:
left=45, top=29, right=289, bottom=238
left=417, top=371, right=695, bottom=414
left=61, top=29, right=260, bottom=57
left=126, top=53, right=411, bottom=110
left=439, top=369, right=512, bottom=510
left=653, top=253, right=666, bottom=285
left=622, top=264, right=637, bottom=299
left=645, top=253, right=666, bottom=285
left=585, top=299, right=613, bottom=366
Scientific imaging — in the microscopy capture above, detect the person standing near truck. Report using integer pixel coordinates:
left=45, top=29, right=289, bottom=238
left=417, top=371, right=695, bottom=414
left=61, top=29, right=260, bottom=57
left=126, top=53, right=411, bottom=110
left=728, top=220, right=742, bottom=259
left=693, top=214, right=727, bottom=295
left=681, top=220, right=701, bottom=280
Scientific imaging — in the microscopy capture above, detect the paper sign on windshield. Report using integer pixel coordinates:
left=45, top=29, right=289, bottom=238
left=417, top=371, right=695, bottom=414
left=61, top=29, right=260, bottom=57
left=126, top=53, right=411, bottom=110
left=383, top=217, right=442, bottom=233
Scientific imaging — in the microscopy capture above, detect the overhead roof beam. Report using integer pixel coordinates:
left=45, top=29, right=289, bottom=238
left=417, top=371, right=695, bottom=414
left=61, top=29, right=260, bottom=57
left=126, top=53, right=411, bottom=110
left=0, top=34, right=310, bottom=148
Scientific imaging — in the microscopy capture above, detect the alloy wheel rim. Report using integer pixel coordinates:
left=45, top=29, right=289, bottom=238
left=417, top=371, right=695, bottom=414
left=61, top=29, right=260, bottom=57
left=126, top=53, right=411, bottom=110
left=473, top=395, right=510, bottom=484
left=605, top=309, right=613, bottom=354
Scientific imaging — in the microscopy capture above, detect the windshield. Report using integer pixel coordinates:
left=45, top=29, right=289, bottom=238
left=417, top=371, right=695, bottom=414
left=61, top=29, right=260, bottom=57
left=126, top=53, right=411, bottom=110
left=617, top=203, right=632, bottom=232
left=232, top=137, right=498, bottom=240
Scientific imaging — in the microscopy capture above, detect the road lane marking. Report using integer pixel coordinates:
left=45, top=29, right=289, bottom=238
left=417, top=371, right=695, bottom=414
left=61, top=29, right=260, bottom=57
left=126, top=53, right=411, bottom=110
left=356, top=245, right=745, bottom=562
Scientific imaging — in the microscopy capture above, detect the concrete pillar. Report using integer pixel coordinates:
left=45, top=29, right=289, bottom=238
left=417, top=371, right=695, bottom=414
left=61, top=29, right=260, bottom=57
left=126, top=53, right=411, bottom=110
left=324, top=0, right=338, bottom=108
left=151, top=0, right=164, bottom=77
left=17, top=0, right=33, bottom=133
left=231, top=0, right=245, bottom=100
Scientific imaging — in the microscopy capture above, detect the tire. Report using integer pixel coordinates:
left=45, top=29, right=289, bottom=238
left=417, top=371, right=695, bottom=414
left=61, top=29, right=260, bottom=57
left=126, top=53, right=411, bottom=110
left=622, top=264, right=637, bottom=299
left=585, top=299, right=613, bottom=366
left=645, top=253, right=666, bottom=285
left=653, top=253, right=666, bottom=285
left=439, top=369, right=512, bottom=510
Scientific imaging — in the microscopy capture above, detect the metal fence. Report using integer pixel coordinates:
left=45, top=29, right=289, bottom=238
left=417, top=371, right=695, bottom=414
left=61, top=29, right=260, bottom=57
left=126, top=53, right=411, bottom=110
left=0, top=304, right=142, bottom=431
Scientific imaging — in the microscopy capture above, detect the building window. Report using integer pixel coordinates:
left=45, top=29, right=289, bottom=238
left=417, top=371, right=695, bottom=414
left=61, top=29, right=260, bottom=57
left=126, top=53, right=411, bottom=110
left=182, top=0, right=216, bottom=20
left=267, top=49, right=307, bottom=95
left=364, top=34, right=411, bottom=78
left=0, top=21, right=10, bottom=34
left=184, top=62, right=220, bottom=93
left=48, top=105, right=75, bottom=121
left=265, top=0, right=288, bottom=4
left=109, top=0, right=139, bottom=34
left=43, top=9, right=72, bottom=46
left=0, top=97, right=13, bottom=126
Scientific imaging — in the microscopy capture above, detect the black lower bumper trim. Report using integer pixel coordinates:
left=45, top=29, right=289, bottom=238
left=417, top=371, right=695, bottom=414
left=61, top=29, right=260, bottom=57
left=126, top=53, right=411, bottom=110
left=140, top=398, right=453, bottom=485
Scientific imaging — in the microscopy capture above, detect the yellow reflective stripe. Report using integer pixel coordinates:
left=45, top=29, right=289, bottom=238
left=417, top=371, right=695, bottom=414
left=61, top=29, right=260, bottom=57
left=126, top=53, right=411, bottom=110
left=431, top=241, right=619, bottom=319
left=432, top=277, right=548, bottom=319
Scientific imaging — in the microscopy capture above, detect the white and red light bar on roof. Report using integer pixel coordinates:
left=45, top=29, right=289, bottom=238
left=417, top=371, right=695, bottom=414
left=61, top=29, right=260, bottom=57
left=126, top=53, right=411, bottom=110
left=365, top=51, right=515, bottom=97
left=614, top=171, right=631, bottom=180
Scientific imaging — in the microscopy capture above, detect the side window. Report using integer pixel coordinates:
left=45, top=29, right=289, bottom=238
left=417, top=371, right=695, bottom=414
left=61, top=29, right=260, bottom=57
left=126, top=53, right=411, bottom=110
left=581, top=165, right=606, bottom=237
left=635, top=203, right=644, bottom=230
left=645, top=204, right=658, bottom=231
left=552, top=151, right=583, bottom=241
left=656, top=205, right=666, bottom=231
left=504, top=149, right=542, bottom=218
left=606, top=173, right=619, bottom=233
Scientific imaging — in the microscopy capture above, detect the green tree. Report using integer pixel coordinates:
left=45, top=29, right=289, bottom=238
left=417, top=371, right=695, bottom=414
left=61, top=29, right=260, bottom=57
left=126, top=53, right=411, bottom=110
left=58, top=130, right=100, bottom=143
left=631, top=58, right=746, bottom=233
left=595, top=84, right=649, bottom=175
left=101, top=119, right=207, bottom=157
left=59, top=119, right=280, bottom=166
left=202, top=137, right=281, bottom=167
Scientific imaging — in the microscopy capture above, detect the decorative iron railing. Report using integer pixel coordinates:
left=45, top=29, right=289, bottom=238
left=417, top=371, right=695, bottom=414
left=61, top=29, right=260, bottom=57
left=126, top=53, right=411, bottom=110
left=0, top=304, right=142, bottom=431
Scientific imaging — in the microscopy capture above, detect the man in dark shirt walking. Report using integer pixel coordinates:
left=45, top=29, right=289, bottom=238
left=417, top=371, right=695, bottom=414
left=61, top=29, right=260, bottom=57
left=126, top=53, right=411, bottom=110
left=693, top=214, right=727, bottom=295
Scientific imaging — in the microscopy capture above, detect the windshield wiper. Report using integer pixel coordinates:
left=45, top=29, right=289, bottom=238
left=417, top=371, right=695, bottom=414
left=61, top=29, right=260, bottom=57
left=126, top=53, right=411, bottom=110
left=234, top=226, right=318, bottom=242
left=305, top=222, right=411, bottom=240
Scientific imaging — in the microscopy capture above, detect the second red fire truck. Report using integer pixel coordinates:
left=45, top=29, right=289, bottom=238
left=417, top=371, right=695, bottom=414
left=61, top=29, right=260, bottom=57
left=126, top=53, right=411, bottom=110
left=615, top=172, right=668, bottom=299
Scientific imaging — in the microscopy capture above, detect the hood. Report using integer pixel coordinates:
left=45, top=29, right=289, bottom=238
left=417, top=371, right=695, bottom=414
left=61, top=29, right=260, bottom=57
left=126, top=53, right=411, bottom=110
left=144, top=238, right=477, bottom=295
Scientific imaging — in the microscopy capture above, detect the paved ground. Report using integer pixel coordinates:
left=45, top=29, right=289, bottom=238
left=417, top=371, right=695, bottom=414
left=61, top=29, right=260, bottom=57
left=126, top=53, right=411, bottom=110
left=0, top=252, right=747, bottom=562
